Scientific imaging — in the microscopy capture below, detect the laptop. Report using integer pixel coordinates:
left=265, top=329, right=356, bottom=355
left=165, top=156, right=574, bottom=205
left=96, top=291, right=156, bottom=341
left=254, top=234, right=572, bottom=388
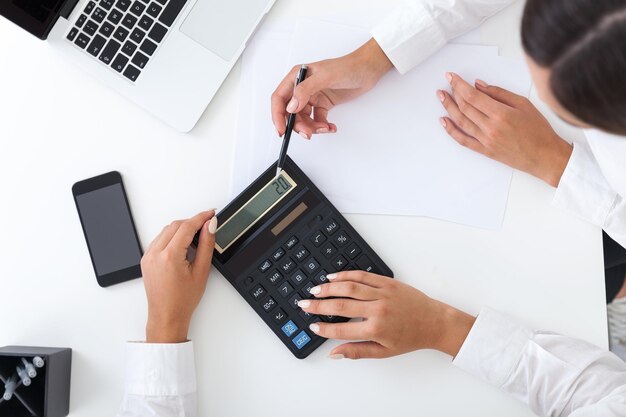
left=0, top=0, right=276, bottom=132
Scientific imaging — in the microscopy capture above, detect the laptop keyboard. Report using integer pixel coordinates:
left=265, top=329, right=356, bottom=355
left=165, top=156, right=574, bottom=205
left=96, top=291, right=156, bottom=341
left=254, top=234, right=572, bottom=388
left=66, top=0, right=188, bottom=82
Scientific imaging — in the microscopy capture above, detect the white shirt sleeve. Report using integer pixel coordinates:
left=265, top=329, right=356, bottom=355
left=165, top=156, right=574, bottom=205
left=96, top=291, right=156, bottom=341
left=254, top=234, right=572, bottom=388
left=454, top=308, right=626, bottom=417
left=372, top=0, right=517, bottom=74
left=117, top=342, right=197, bottom=417
left=553, top=135, right=626, bottom=249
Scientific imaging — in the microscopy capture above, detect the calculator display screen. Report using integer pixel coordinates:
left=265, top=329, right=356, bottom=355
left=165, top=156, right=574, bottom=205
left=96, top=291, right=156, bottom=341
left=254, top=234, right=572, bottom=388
left=216, top=172, right=297, bottom=253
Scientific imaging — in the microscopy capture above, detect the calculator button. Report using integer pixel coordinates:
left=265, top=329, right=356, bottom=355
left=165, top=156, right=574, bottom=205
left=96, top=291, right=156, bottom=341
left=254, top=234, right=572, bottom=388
left=355, top=255, right=375, bottom=273
left=249, top=284, right=266, bottom=301
left=313, top=270, right=329, bottom=285
left=258, top=260, right=272, bottom=273
left=303, top=281, right=316, bottom=298
left=324, top=219, right=339, bottom=235
left=289, top=270, right=307, bottom=286
left=288, top=294, right=303, bottom=310
left=281, top=320, right=298, bottom=337
left=345, top=242, right=362, bottom=259
left=310, top=231, right=326, bottom=247
left=334, top=231, right=351, bottom=247
left=272, top=308, right=287, bottom=324
left=278, top=282, right=294, bottom=298
left=304, top=258, right=320, bottom=274
left=267, top=270, right=283, bottom=286
left=331, top=255, right=348, bottom=271
left=293, top=246, right=309, bottom=262
left=279, top=258, right=296, bottom=274
left=299, top=309, right=315, bottom=322
left=261, top=296, right=277, bottom=312
left=320, top=242, right=337, bottom=259
left=285, top=236, right=299, bottom=249
left=292, top=331, right=312, bottom=350
left=271, top=248, right=286, bottom=262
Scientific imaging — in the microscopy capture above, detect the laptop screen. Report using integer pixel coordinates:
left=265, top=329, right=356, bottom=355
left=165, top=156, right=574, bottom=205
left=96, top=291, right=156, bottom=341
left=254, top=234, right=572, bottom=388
left=0, top=0, right=74, bottom=39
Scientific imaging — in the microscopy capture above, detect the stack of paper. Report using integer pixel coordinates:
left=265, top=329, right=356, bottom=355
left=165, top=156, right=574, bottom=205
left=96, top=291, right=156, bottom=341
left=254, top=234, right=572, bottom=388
left=232, top=18, right=531, bottom=230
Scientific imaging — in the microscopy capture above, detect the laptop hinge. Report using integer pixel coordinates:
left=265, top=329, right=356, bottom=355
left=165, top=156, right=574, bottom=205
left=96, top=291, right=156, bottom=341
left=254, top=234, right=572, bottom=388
left=60, top=0, right=80, bottom=19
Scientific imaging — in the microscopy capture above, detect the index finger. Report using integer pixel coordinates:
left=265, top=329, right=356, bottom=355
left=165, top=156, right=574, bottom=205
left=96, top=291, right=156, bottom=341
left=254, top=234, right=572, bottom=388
left=447, top=72, right=508, bottom=115
left=271, top=65, right=301, bottom=136
left=327, top=271, right=391, bottom=288
left=166, top=211, right=215, bottom=253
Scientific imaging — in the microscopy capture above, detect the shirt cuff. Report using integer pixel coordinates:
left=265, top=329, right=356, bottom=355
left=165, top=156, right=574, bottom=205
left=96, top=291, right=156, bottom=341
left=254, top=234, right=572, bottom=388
left=124, top=341, right=196, bottom=396
left=371, top=2, right=446, bottom=74
left=553, top=141, right=617, bottom=228
left=453, top=307, right=532, bottom=388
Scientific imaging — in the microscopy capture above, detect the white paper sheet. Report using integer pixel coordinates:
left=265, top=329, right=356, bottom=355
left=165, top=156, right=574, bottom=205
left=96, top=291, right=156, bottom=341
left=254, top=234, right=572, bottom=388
left=233, top=19, right=530, bottom=230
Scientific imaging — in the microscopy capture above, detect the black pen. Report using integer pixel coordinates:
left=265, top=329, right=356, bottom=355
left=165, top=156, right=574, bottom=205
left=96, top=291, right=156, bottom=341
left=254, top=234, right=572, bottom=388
left=276, top=65, right=309, bottom=178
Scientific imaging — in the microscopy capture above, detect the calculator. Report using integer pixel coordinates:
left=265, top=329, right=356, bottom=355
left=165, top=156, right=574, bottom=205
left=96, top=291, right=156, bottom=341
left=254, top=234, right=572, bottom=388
left=199, top=157, right=393, bottom=359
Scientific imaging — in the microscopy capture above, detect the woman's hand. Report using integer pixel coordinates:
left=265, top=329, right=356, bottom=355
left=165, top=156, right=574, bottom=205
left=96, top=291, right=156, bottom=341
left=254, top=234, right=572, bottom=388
left=271, top=38, right=393, bottom=140
left=297, top=271, right=475, bottom=359
left=439, top=73, right=573, bottom=187
left=141, top=211, right=218, bottom=343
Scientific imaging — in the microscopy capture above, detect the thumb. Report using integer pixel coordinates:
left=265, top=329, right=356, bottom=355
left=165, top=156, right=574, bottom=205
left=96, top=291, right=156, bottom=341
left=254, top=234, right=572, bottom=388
left=192, top=216, right=217, bottom=279
left=330, top=342, right=390, bottom=360
left=286, top=75, right=326, bottom=114
left=475, top=80, right=526, bottom=108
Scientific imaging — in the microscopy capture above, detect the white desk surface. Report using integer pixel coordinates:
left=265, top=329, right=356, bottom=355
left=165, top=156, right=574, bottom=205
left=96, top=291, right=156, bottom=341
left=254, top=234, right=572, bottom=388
left=0, top=1, right=607, bottom=416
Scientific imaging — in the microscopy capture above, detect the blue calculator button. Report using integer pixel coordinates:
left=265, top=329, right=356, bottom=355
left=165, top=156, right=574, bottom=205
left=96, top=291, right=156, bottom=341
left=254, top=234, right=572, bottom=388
left=281, top=320, right=298, bottom=337
left=292, top=331, right=312, bottom=350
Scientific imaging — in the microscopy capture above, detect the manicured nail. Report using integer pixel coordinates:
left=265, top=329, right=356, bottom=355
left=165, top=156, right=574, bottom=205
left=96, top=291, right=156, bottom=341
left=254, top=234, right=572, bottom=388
left=326, top=273, right=337, bottom=281
left=286, top=98, right=298, bottom=113
left=309, top=286, right=321, bottom=295
left=298, top=131, right=310, bottom=140
left=329, top=354, right=345, bottom=360
left=440, top=117, right=447, bottom=128
left=309, top=323, right=320, bottom=333
left=446, top=72, right=453, bottom=83
left=475, top=79, right=488, bottom=88
left=297, top=300, right=311, bottom=309
left=437, top=90, right=445, bottom=103
left=208, top=216, right=218, bottom=234
left=316, top=128, right=330, bottom=134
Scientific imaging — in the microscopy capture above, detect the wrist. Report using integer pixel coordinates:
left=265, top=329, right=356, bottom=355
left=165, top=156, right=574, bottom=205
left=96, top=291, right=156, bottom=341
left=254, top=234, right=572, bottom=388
left=538, top=136, right=573, bottom=188
left=353, top=38, right=393, bottom=82
left=435, top=304, right=476, bottom=357
left=146, top=315, right=190, bottom=344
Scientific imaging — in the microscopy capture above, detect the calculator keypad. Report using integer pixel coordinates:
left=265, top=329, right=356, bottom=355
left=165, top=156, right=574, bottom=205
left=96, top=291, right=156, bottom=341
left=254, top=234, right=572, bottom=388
left=238, top=211, right=387, bottom=357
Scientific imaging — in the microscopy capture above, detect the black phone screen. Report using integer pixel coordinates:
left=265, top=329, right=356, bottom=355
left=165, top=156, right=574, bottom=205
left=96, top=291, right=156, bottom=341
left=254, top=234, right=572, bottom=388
left=75, top=183, right=142, bottom=276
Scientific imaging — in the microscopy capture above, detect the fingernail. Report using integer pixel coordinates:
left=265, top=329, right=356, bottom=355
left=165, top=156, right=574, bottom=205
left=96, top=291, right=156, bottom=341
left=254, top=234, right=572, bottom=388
left=297, top=300, right=311, bottom=309
left=316, top=128, right=330, bottom=134
left=309, top=323, right=320, bottom=333
left=277, top=129, right=282, bottom=138
left=309, top=286, right=321, bottom=295
left=440, top=117, right=447, bottom=128
left=326, top=273, right=337, bottom=281
left=437, top=90, right=445, bottom=103
left=208, top=216, right=218, bottom=234
left=446, top=72, right=453, bottom=83
left=298, top=131, right=310, bottom=140
left=286, top=98, right=298, bottom=113
left=475, top=79, right=488, bottom=88
left=329, top=354, right=345, bottom=360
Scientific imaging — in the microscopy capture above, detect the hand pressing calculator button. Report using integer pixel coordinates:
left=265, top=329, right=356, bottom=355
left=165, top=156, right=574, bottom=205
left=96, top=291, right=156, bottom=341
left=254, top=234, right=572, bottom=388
left=195, top=156, right=393, bottom=359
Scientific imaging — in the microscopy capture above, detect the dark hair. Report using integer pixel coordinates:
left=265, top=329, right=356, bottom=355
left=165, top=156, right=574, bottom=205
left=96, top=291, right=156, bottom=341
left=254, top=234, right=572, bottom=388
left=522, top=0, right=626, bottom=135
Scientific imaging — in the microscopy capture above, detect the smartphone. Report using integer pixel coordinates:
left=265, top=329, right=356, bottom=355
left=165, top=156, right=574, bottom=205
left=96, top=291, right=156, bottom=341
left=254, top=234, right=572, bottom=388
left=72, top=171, right=143, bottom=287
